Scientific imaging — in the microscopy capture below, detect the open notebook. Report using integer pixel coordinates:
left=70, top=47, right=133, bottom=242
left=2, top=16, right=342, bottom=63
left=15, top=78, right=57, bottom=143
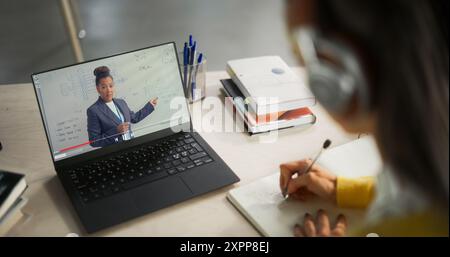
left=227, top=136, right=383, bottom=236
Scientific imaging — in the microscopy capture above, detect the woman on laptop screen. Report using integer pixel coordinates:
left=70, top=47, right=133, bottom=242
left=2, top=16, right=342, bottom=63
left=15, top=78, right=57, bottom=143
left=87, top=66, right=159, bottom=148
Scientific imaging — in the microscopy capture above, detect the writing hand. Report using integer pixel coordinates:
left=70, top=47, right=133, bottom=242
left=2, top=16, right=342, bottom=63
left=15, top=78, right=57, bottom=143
left=279, top=159, right=337, bottom=202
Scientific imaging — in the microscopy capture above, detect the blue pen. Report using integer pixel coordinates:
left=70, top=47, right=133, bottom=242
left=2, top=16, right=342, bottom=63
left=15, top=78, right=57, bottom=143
left=183, top=42, right=188, bottom=89
left=186, top=37, right=193, bottom=95
left=197, top=53, right=203, bottom=66
left=190, top=41, right=196, bottom=65
left=187, top=41, right=197, bottom=99
left=191, top=53, right=203, bottom=100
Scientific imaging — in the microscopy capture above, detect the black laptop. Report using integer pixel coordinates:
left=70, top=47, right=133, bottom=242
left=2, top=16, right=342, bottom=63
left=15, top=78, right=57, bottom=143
left=31, top=42, right=239, bottom=233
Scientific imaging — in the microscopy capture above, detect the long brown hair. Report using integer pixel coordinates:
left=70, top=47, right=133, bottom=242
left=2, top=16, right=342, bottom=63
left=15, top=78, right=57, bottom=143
left=317, top=0, right=449, bottom=207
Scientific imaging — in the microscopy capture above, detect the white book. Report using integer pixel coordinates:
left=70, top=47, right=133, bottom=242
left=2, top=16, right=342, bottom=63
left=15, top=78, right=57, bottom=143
left=231, top=95, right=316, bottom=134
left=0, top=197, right=27, bottom=236
left=221, top=83, right=316, bottom=134
left=0, top=170, right=27, bottom=220
left=226, top=56, right=316, bottom=115
left=227, top=136, right=383, bottom=236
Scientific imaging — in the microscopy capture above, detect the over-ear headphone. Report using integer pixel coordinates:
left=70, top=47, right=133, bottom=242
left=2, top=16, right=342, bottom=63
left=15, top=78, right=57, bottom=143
left=294, top=27, right=371, bottom=117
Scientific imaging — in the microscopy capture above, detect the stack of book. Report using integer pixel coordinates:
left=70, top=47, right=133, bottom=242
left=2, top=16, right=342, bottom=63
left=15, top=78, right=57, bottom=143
left=0, top=170, right=27, bottom=236
left=222, top=56, right=316, bottom=135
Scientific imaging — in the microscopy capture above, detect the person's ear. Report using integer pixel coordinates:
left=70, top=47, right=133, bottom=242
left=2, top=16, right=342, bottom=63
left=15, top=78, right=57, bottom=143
left=331, top=95, right=376, bottom=134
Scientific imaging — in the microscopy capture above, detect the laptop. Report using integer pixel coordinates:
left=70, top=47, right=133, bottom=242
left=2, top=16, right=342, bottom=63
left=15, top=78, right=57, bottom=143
left=31, top=42, right=240, bottom=233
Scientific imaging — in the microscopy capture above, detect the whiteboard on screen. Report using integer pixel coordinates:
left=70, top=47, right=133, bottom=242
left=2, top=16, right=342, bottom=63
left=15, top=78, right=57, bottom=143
left=34, top=43, right=186, bottom=154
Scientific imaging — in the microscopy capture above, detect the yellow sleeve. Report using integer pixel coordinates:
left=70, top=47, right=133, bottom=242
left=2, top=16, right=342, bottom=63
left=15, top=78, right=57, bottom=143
left=351, top=208, right=449, bottom=237
left=336, top=176, right=375, bottom=209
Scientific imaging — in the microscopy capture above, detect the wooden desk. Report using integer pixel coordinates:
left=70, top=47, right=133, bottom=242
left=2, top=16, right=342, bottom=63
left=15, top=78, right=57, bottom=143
left=0, top=69, right=356, bottom=236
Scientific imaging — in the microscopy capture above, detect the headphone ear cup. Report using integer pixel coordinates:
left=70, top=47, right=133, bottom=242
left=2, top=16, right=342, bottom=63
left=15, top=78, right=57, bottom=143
left=308, top=63, right=356, bottom=116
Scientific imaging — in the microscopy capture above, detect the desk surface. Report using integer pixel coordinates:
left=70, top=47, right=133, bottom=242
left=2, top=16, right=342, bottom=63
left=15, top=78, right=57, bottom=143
left=0, top=68, right=356, bottom=236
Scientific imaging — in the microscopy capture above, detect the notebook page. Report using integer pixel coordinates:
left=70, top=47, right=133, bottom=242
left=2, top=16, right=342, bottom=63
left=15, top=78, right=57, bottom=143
left=227, top=136, right=382, bottom=236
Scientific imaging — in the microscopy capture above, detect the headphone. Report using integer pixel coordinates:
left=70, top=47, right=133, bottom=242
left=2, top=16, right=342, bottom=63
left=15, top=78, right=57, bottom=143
left=294, top=27, right=371, bottom=118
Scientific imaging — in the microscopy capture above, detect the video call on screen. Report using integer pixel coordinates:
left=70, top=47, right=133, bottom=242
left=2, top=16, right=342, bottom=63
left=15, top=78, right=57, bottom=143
left=33, top=43, right=190, bottom=161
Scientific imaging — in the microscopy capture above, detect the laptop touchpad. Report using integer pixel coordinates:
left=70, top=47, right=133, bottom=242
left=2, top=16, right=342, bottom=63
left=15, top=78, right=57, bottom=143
left=130, top=176, right=193, bottom=213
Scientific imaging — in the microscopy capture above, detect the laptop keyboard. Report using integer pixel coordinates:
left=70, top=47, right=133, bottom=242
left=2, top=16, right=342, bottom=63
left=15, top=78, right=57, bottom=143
left=66, top=133, right=214, bottom=203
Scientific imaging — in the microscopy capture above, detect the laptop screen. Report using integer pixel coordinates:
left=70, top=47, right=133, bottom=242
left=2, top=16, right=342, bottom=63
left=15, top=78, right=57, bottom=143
left=32, top=43, right=190, bottom=161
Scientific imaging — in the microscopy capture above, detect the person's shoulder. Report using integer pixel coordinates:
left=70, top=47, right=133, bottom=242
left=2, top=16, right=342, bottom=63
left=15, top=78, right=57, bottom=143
left=114, top=98, right=129, bottom=108
left=87, top=99, right=101, bottom=114
left=114, top=98, right=126, bottom=104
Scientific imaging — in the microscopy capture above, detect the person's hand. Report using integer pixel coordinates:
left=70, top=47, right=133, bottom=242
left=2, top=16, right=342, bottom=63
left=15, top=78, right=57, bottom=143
left=294, top=210, right=347, bottom=237
left=279, top=159, right=337, bottom=202
left=150, top=97, right=158, bottom=107
left=117, top=122, right=129, bottom=134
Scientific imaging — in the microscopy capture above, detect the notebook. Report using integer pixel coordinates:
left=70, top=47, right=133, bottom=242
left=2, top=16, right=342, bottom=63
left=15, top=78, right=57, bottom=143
left=227, top=136, right=383, bottom=236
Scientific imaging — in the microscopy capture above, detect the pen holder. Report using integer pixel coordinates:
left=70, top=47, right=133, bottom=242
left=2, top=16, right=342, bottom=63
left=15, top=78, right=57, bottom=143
left=179, top=54, right=207, bottom=103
